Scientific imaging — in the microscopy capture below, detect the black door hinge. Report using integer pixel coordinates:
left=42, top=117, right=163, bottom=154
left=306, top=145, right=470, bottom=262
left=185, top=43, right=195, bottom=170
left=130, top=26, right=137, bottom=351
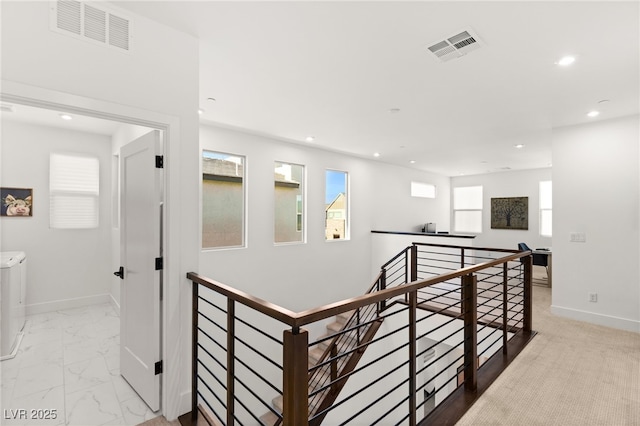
left=155, top=155, right=164, bottom=168
left=155, top=257, right=163, bottom=271
left=154, top=360, right=163, bottom=375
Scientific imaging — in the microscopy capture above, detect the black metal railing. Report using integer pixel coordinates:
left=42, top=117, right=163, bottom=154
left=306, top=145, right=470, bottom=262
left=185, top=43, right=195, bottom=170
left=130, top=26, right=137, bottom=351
left=187, top=242, right=534, bottom=425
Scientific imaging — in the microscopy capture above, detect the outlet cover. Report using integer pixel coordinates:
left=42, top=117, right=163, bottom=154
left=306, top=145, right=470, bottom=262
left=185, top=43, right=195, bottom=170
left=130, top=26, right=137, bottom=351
left=571, top=232, right=586, bottom=242
left=589, top=293, right=598, bottom=302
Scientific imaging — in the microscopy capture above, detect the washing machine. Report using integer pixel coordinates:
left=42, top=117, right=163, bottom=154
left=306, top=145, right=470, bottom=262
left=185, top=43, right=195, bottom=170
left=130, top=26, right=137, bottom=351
left=1, top=251, right=26, bottom=359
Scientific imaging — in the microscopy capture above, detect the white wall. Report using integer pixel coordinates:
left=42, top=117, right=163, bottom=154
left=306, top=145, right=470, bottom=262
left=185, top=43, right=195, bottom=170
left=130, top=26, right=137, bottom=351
left=552, top=115, right=640, bottom=332
left=1, top=1, right=200, bottom=418
left=450, top=168, right=552, bottom=250
left=1, top=120, right=112, bottom=312
left=199, top=124, right=451, bottom=312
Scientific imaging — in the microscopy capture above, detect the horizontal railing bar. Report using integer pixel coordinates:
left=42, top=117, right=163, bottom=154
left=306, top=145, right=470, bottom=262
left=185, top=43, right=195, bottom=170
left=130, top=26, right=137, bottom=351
left=188, top=272, right=299, bottom=326
left=234, top=315, right=284, bottom=345
left=197, top=389, right=225, bottom=426
left=198, top=295, right=226, bottom=314
left=197, top=343, right=227, bottom=371
left=310, top=339, right=411, bottom=397
left=233, top=351, right=283, bottom=393
left=197, top=361, right=226, bottom=395
left=233, top=372, right=278, bottom=423
left=198, top=312, right=226, bottom=334
left=314, top=362, right=410, bottom=423
left=413, top=242, right=520, bottom=254
left=310, top=322, right=410, bottom=376
left=381, top=247, right=410, bottom=269
left=197, top=329, right=227, bottom=355
left=234, top=336, right=283, bottom=370
left=355, top=377, right=410, bottom=426
left=189, top=248, right=531, bottom=327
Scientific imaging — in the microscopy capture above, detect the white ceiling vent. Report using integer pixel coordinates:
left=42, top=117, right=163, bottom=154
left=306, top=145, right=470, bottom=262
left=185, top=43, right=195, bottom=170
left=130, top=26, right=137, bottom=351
left=426, top=29, right=483, bottom=63
left=50, top=0, right=132, bottom=53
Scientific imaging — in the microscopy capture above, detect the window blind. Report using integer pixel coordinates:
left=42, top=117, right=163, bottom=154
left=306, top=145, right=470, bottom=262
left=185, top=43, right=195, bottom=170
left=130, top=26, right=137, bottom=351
left=50, top=153, right=99, bottom=229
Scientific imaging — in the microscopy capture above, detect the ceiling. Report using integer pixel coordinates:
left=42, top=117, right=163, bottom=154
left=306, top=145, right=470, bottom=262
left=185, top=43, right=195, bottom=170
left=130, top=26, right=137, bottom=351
left=7, top=2, right=640, bottom=177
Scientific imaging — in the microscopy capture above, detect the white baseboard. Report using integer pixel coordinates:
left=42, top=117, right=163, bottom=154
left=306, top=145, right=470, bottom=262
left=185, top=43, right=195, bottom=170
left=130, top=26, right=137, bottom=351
left=178, top=389, right=192, bottom=420
left=551, top=304, right=640, bottom=333
left=110, top=294, right=121, bottom=316
left=26, top=294, right=111, bottom=315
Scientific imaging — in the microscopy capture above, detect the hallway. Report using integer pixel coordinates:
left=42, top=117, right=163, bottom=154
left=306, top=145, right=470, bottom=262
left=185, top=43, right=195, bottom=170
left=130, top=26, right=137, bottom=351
left=1, top=304, right=157, bottom=425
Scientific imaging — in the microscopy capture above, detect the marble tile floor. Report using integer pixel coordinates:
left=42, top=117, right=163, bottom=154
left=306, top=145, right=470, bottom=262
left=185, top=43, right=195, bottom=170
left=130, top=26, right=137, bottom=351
left=1, top=303, right=158, bottom=425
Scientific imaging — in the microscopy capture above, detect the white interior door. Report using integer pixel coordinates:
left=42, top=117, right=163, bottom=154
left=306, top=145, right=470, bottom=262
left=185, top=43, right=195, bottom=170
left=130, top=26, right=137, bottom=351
left=119, top=130, right=162, bottom=412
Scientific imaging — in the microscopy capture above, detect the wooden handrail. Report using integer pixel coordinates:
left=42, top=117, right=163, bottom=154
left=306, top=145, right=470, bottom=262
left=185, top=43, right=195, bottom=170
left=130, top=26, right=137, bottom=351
left=187, top=247, right=531, bottom=329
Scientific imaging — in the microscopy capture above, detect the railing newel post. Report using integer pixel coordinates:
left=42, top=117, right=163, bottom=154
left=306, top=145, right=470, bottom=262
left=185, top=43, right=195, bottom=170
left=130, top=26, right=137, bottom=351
left=330, top=344, right=338, bottom=395
left=523, top=254, right=533, bottom=333
left=462, top=273, right=478, bottom=392
left=503, top=262, right=508, bottom=354
left=411, top=244, right=418, bottom=282
left=409, top=290, right=417, bottom=425
left=379, top=268, right=387, bottom=313
left=227, top=299, right=235, bottom=425
left=283, top=327, right=309, bottom=426
left=357, top=308, right=361, bottom=345
left=191, top=280, right=198, bottom=423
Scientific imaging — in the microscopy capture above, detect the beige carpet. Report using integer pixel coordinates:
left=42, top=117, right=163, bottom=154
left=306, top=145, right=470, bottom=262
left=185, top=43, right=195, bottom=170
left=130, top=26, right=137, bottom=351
left=457, top=285, right=640, bottom=426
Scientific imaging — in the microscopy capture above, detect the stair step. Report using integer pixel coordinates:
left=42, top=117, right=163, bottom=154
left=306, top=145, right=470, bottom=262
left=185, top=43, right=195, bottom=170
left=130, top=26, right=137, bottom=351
left=259, top=410, right=281, bottom=426
left=336, top=310, right=355, bottom=325
left=272, top=395, right=283, bottom=413
left=309, top=346, right=325, bottom=368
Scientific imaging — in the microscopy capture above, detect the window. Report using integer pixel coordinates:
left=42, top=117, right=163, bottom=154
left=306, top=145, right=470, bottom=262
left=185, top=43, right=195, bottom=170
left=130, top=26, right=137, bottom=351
left=274, top=161, right=304, bottom=244
left=325, top=170, right=348, bottom=240
left=540, top=181, right=552, bottom=237
left=202, top=150, right=245, bottom=249
left=50, top=153, right=100, bottom=229
left=453, top=186, right=483, bottom=233
left=411, top=181, right=436, bottom=198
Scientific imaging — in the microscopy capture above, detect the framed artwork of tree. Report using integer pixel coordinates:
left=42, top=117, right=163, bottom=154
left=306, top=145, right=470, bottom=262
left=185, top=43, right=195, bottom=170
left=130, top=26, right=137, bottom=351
left=491, top=197, right=528, bottom=230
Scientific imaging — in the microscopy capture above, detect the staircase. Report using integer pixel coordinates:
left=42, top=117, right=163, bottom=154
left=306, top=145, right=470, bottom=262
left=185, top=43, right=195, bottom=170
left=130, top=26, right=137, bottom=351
left=260, top=310, right=383, bottom=425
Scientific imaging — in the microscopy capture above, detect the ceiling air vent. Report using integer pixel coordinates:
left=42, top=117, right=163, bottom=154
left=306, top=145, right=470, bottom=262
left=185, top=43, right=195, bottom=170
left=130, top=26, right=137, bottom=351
left=426, top=29, right=483, bottom=63
left=50, top=0, right=132, bottom=53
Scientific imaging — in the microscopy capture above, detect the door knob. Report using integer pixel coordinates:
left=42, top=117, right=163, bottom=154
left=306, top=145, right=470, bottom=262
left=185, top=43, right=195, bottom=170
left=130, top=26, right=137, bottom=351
left=114, top=266, right=124, bottom=279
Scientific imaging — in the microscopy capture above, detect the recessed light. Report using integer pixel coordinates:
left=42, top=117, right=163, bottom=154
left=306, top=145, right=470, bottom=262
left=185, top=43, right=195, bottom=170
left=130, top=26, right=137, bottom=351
left=409, top=160, right=416, bottom=164
left=198, top=108, right=205, bottom=115
left=207, top=97, right=216, bottom=102
left=59, top=113, right=73, bottom=120
left=373, top=152, right=380, bottom=157
left=305, top=136, right=315, bottom=143
left=597, top=99, right=610, bottom=104
left=587, top=110, right=600, bottom=118
left=514, top=144, right=525, bottom=149
left=556, top=55, right=576, bottom=67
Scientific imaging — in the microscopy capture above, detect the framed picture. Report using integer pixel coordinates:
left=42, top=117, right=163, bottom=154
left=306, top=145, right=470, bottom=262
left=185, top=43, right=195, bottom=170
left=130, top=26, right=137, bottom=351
left=1, top=187, right=33, bottom=217
left=491, top=196, right=528, bottom=230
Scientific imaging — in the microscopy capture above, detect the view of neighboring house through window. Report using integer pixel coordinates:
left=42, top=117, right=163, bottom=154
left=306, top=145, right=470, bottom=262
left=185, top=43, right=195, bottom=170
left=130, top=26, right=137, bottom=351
left=453, top=185, right=483, bottom=233
left=540, top=181, right=552, bottom=237
left=202, top=150, right=245, bottom=249
left=325, top=170, right=349, bottom=240
left=50, top=153, right=100, bottom=229
left=274, top=161, right=305, bottom=244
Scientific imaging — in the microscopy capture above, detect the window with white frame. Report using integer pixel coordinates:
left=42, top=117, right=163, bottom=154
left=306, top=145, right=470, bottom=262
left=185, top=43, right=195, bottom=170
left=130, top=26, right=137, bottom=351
left=274, top=161, right=305, bottom=244
left=453, top=186, right=483, bottom=233
left=540, top=181, right=552, bottom=237
left=325, top=170, right=349, bottom=240
left=411, top=181, right=436, bottom=198
left=50, top=153, right=100, bottom=229
left=202, top=150, right=245, bottom=249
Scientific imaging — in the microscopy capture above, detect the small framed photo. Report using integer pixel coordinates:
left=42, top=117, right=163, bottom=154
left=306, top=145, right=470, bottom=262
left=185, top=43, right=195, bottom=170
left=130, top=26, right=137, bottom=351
left=1, top=187, right=33, bottom=217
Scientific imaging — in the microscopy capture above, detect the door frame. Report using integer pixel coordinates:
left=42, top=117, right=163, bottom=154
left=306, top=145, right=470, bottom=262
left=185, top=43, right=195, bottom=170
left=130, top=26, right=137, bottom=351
left=1, top=81, right=181, bottom=418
